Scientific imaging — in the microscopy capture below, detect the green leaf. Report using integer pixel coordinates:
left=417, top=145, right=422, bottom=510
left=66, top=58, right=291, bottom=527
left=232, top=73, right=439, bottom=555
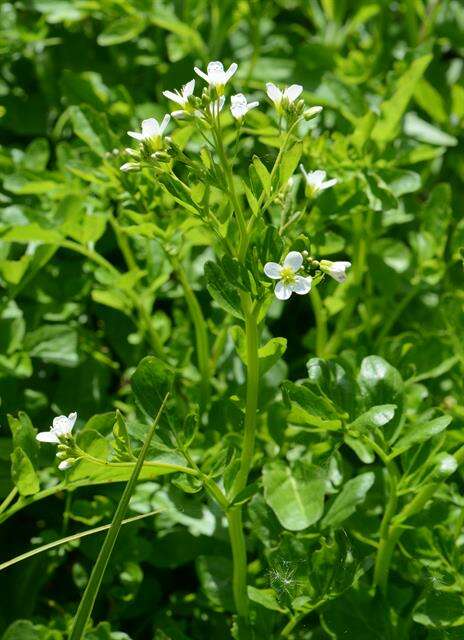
left=131, top=356, right=174, bottom=419
left=97, top=16, right=145, bottom=46
left=263, top=460, right=326, bottom=531
left=69, top=105, right=116, bottom=157
left=0, top=224, right=62, bottom=244
left=247, top=586, right=286, bottom=612
left=357, top=356, right=403, bottom=427
left=322, top=472, right=375, bottom=529
left=252, top=156, right=272, bottom=196
left=282, top=380, right=341, bottom=430
left=392, top=415, right=452, bottom=455
left=279, top=141, right=302, bottom=186
left=404, top=112, right=458, bottom=147
left=7, top=412, right=38, bottom=466
left=10, top=448, right=40, bottom=496
left=372, top=54, right=432, bottom=143
left=348, top=405, right=397, bottom=435
left=413, top=591, right=464, bottom=627
left=204, top=260, right=243, bottom=320
left=24, top=325, right=79, bottom=367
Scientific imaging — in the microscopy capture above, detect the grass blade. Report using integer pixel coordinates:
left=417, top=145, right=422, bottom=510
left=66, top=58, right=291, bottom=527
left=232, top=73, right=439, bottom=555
left=0, top=509, right=161, bottom=572
left=69, top=392, right=170, bottom=640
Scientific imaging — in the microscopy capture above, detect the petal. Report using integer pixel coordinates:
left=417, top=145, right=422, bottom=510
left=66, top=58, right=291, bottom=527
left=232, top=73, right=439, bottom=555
left=159, top=114, right=171, bottom=134
left=299, top=163, right=308, bottom=180
left=171, top=109, right=186, bottom=119
left=163, top=90, right=183, bottom=105
left=127, top=131, right=143, bottom=140
left=141, top=118, right=159, bottom=137
left=194, top=67, right=210, bottom=82
left=283, top=251, right=303, bottom=271
left=58, top=459, right=72, bottom=471
left=264, top=262, right=283, bottom=279
left=275, top=281, right=293, bottom=300
left=207, top=61, right=224, bottom=74
left=36, top=431, right=59, bottom=443
left=224, top=62, right=238, bottom=82
left=284, top=84, right=303, bottom=102
left=68, top=412, right=77, bottom=429
left=321, top=178, right=337, bottom=190
left=248, top=101, right=259, bottom=110
left=183, top=79, right=195, bottom=97
left=311, top=170, right=326, bottom=183
left=293, top=275, right=312, bottom=295
left=266, top=83, right=282, bottom=103
left=53, top=415, right=68, bottom=429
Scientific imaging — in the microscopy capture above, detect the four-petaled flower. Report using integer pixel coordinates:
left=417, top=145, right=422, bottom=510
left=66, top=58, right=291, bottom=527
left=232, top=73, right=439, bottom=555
left=319, top=260, right=351, bottom=283
left=300, top=165, right=337, bottom=197
left=264, top=251, right=312, bottom=300
left=127, top=115, right=170, bottom=151
left=163, top=80, right=195, bottom=118
left=230, top=93, right=259, bottom=120
left=194, top=61, right=238, bottom=93
left=266, top=83, right=303, bottom=110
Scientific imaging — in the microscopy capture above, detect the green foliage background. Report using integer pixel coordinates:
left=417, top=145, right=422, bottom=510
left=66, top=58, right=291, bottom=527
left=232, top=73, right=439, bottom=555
left=0, top=0, right=463, bottom=638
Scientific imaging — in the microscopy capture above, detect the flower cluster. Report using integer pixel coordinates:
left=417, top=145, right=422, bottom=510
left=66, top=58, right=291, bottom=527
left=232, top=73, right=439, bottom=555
left=36, top=412, right=79, bottom=470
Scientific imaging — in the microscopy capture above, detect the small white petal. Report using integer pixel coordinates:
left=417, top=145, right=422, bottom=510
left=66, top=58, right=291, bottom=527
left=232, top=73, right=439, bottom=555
left=171, top=110, right=186, bottom=119
left=266, top=83, right=282, bottom=104
left=127, top=131, right=143, bottom=141
left=120, top=162, right=139, bottom=172
left=224, top=62, right=238, bottom=82
left=299, top=163, right=308, bottom=180
left=141, top=118, right=160, bottom=138
left=293, top=275, right=312, bottom=295
left=68, top=412, right=77, bottom=429
left=194, top=67, right=210, bottom=83
left=163, top=90, right=183, bottom=105
left=36, top=431, right=59, bottom=443
left=283, top=251, right=303, bottom=272
left=284, top=84, right=303, bottom=102
left=58, top=459, right=72, bottom=471
left=247, top=101, right=259, bottom=111
left=275, top=281, right=293, bottom=300
left=320, top=178, right=337, bottom=191
left=159, top=114, right=171, bottom=134
left=183, top=79, right=195, bottom=97
left=264, top=262, right=283, bottom=279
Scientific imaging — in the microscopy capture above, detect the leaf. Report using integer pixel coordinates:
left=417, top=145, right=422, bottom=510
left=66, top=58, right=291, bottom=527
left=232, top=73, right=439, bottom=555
left=282, top=380, right=341, bottom=430
left=357, top=356, right=403, bottom=416
left=372, top=54, right=432, bottom=143
left=252, top=156, right=272, bottom=196
left=413, top=591, right=464, bottom=627
left=347, top=405, right=397, bottom=435
left=24, top=325, right=79, bottom=367
left=69, top=105, right=116, bottom=157
left=7, top=412, right=38, bottom=466
left=263, top=460, right=326, bottom=531
left=247, top=586, right=286, bottom=612
left=97, top=16, right=145, bottom=46
left=404, top=112, right=458, bottom=147
left=10, top=448, right=40, bottom=496
left=392, top=415, right=452, bottom=455
left=131, top=356, right=174, bottom=419
left=279, top=141, right=302, bottom=186
left=322, top=472, right=375, bottom=529
left=0, top=224, right=62, bottom=244
left=204, top=260, right=243, bottom=320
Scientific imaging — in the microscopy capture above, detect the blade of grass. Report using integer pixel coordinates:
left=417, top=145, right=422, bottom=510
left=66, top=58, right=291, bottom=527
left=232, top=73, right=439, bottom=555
left=0, top=509, right=161, bottom=572
left=69, top=392, right=170, bottom=640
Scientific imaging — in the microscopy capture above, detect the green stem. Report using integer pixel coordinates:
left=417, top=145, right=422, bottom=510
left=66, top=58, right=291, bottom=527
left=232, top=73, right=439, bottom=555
left=0, top=487, right=18, bottom=515
left=310, top=285, right=327, bottom=358
left=373, top=460, right=399, bottom=591
left=227, top=306, right=260, bottom=632
left=173, top=259, right=211, bottom=409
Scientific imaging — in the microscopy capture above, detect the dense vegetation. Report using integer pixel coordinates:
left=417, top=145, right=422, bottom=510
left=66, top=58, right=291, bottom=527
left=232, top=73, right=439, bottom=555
left=1, top=1, right=463, bottom=638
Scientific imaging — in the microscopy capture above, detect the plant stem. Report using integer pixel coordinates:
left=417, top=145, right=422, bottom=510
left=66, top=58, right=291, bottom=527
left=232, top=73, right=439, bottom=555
left=373, top=460, right=399, bottom=591
left=227, top=305, right=260, bottom=632
left=173, top=259, right=211, bottom=409
left=310, top=285, right=327, bottom=357
left=0, top=487, right=18, bottom=515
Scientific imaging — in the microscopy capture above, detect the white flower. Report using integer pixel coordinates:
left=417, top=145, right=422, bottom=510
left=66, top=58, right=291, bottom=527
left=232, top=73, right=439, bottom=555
left=266, top=83, right=303, bottom=110
left=300, top=165, right=337, bottom=196
left=230, top=93, right=259, bottom=120
left=319, top=260, right=351, bottom=283
left=194, top=61, right=238, bottom=91
left=163, top=79, right=195, bottom=107
left=36, top=412, right=77, bottom=444
left=264, top=251, right=312, bottom=300
left=127, top=115, right=170, bottom=144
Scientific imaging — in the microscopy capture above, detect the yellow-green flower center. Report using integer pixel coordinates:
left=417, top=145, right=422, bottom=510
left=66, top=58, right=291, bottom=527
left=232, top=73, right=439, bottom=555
left=280, top=266, right=296, bottom=285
